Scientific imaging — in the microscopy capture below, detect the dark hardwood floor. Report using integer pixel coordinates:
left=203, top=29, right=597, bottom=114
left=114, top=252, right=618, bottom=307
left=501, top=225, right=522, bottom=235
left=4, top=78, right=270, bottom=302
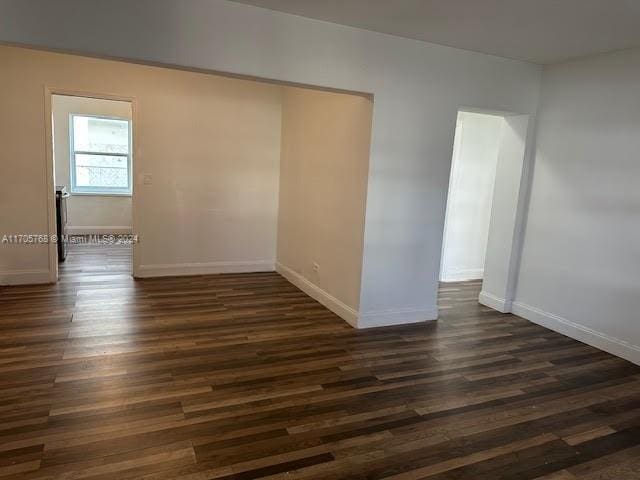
left=0, top=242, right=639, bottom=479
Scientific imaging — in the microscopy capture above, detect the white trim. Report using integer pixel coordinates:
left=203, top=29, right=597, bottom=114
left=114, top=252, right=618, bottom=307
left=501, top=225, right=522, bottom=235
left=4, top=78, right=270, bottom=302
left=137, top=260, right=275, bottom=278
left=0, top=269, right=51, bottom=286
left=512, top=301, right=640, bottom=367
left=70, top=192, right=132, bottom=197
left=43, top=87, right=58, bottom=284
left=479, top=291, right=512, bottom=313
left=66, top=226, right=133, bottom=234
left=358, top=307, right=438, bottom=329
left=275, top=262, right=358, bottom=327
left=441, top=268, right=484, bottom=282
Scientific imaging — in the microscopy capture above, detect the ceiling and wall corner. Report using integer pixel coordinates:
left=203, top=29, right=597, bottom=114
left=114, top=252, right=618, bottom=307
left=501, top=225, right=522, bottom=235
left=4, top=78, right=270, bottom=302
left=230, top=0, right=640, bottom=65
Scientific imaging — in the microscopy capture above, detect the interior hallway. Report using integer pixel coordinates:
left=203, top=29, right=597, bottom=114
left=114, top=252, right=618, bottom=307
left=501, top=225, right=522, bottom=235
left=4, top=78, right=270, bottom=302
left=0, top=245, right=639, bottom=478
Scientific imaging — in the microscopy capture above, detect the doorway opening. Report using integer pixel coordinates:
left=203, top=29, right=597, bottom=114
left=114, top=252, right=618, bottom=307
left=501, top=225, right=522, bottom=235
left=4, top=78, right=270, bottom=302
left=440, top=109, right=531, bottom=313
left=440, top=111, right=502, bottom=283
left=48, top=93, right=134, bottom=281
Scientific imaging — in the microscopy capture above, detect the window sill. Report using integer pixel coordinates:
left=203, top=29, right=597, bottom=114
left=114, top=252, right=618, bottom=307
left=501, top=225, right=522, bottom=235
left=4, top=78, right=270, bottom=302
left=71, top=191, right=132, bottom=197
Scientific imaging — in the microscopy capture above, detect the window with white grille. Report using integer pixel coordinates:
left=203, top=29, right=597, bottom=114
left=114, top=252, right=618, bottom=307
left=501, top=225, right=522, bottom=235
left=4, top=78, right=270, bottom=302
left=70, top=115, right=132, bottom=195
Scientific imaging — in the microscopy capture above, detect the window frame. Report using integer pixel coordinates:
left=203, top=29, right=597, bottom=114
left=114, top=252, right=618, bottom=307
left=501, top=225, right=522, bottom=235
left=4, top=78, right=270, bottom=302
left=69, top=113, right=133, bottom=196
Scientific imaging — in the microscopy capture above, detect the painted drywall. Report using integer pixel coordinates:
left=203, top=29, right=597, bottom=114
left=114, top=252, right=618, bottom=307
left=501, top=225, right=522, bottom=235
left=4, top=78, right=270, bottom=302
left=440, top=112, right=502, bottom=282
left=52, top=95, right=133, bottom=234
left=514, top=48, right=640, bottom=365
left=0, top=0, right=541, bottom=325
left=0, top=46, right=283, bottom=282
left=480, top=114, right=531, bottom=312
left=277, top=87, right=373, bottom=325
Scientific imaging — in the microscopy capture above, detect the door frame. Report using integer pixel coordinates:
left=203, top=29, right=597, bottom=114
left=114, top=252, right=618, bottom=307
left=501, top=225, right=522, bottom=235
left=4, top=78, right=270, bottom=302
left=439, top=106, right=534, bottom=313
left=43, top=87, right=139, bottom=282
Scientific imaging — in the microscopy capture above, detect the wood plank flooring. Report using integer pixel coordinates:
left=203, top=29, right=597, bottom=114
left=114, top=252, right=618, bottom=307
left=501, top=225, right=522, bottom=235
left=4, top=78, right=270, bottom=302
left=0, top=242, right=639, bottom=479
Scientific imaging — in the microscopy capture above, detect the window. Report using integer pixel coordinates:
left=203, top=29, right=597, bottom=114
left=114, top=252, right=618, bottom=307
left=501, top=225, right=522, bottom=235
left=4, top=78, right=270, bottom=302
left=70, top=115, right=132, bottom=195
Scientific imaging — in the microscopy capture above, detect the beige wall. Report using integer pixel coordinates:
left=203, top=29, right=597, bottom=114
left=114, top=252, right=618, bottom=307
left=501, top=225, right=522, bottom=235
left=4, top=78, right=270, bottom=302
left=277, top=87, right=373, bottom=322
left=0, top=45, right=283, bottom=282
left=52, top=95, right=133, bottom=233
left=0, top=45, right=372, bottom=297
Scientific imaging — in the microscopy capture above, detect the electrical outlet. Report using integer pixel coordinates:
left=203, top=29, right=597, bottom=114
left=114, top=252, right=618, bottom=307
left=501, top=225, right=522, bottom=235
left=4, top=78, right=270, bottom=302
left=312, top=262, right=320, bottom=273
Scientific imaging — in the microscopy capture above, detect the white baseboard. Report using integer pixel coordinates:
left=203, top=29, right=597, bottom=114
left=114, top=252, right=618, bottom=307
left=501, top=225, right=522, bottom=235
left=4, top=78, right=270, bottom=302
left=275, top=262, right=358, bottom=327
left=512, top=301, right=640, bottom=366
left=66, top=226, right=133, bottom=234
left=0, top=269, right=51, bottom=285
left=358, top=306, right=438, bottom=329
left=137, top=260, right=275, bottom=278
left=441, top=268, right=484, bottom=282
left=276, top=263, right=438, bottom=329
left=479, top=291, right=512, bottom=313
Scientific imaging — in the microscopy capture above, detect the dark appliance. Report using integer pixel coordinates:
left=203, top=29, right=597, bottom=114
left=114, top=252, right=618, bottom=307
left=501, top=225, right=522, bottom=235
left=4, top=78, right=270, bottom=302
left=55, top=186, right=70, bottom=262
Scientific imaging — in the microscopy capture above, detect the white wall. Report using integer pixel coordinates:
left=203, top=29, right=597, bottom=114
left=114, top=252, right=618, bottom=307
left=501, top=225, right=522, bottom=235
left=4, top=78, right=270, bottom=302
left=480, top=114, right=531, bottom=312
left=0, top=0, right=541, bottom=325
left=514, top=48, right=640, bottom=365
left=277, top=87, right=373, bottom=326
left=440, top=112, right=502, bottom=282
left=52, top=95, right=133, bottom=234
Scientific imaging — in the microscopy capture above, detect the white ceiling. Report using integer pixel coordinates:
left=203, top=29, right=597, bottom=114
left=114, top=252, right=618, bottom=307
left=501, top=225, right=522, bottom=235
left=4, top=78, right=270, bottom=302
left=229, top=0, right=640, bottom=64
